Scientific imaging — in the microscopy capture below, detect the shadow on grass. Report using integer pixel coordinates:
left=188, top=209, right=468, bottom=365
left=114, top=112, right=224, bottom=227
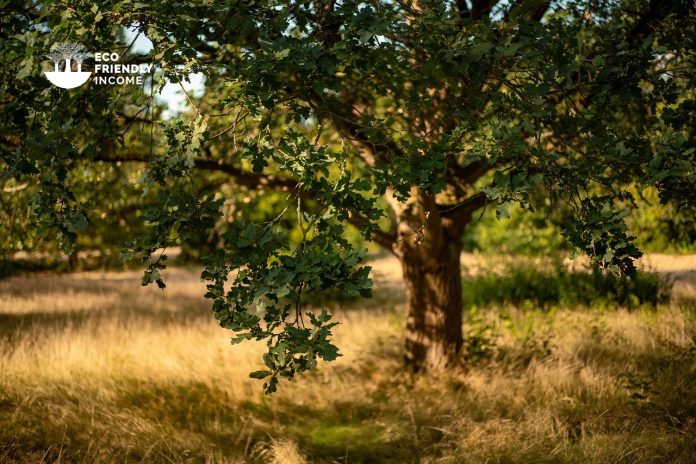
left=6, top=375, right=420, bottom=463
left=0, top=295, right=213, bottom=347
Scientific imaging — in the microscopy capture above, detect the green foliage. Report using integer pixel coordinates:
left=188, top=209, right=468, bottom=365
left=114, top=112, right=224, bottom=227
left=626, top=187, right=696, bottom=254
left=464, top=187, right=695, bottom=257
left=564, top=195, right=644, bottom=275
left=462, top=310, right=497, bottom=363
left=462, top=259, right=671, bottom=311
left=462, top=202, right=567, bottom=255
left=201, top=218, right=372, bottom=393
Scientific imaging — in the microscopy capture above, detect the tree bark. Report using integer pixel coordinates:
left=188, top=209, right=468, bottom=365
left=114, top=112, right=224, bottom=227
left=401, top=237, right=463, bottom=371
left=389, top=188, right=467, bottom=371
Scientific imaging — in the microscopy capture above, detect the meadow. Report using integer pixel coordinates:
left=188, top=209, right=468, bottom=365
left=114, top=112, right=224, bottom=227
left=0, top=254, right=695, bottom=463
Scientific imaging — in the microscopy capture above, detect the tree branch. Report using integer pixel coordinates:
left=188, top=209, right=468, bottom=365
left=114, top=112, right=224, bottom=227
left=94, top=151, right=396, bottom=250
left=448, top=159, right=495, bottom=191
left=91, top=153, right=299, bottom=191
left=505, top=0, right=551, bottom=22
left=455, top=0, right=470, bottom=18
left=308, top=92, right=403, bottom=167
left=439, top=192, right=488, bottom=223
left=346, top=211, right=397, bottom=254
left=471, top=0, right=497, bottom=20
left=627, top=0, right=686, bottom=46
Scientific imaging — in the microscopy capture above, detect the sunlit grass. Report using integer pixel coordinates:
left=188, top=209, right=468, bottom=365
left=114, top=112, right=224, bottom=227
left=1, top=256, right=695, bottom=463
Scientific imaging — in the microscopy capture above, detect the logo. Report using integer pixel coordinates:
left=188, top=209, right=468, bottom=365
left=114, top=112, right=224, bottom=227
left=44, top=43, right=92, bottom=89
left=44, top=42, right=154, bottom=89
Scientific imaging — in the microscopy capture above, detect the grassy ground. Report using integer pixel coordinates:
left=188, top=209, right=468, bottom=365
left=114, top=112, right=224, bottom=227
left=1, top=255, right=695, bottom=463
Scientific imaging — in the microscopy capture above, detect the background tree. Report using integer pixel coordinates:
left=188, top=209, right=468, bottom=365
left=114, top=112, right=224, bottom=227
left=1, top=0, right=694, bottom=392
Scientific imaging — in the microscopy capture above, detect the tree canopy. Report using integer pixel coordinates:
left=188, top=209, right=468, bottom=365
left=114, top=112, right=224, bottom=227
left=1, top=0, right=694, bottom=391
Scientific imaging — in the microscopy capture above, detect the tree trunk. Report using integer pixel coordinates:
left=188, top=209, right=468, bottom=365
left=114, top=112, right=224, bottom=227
left=388, top=188, right=467, bottom=372
left=400, top=238, right=463, bottom=371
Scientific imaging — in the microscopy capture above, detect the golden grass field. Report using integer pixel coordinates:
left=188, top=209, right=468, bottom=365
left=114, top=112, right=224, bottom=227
left=1, top=254, right=695, bottom=463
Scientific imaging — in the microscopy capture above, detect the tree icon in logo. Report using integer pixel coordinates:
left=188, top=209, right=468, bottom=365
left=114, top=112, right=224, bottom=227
left=44, top=43, right=92, bottom=89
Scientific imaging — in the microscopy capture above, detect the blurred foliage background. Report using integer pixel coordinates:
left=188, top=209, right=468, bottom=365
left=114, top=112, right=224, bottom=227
left=2, top=176, right=693, bottom=277
left=462, top=185, right=696, bottom=256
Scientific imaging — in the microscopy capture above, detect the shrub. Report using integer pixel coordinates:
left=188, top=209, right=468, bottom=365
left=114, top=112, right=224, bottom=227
left=462, top=259, right=671, bottom=310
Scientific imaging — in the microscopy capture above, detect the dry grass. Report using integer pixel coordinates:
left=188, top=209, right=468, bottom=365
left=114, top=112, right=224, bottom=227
left=1, top=256, right=695, bottom=463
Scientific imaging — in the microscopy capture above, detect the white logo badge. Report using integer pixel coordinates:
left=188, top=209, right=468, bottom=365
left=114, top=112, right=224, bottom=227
left=44, top=43, right=92, bottom=89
